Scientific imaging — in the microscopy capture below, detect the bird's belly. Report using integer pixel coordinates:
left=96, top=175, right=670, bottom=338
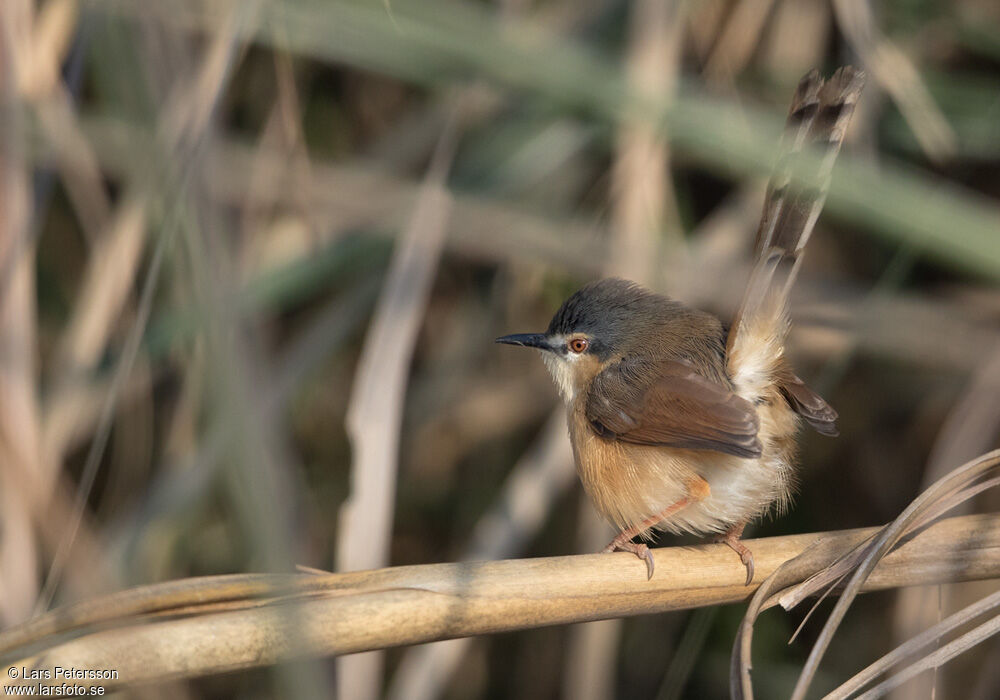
left=568, top=400, right=797, bottom=536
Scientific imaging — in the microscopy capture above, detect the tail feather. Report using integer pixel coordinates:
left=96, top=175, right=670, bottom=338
left=753, top=67, right=866, bottom=261
left=753, top=69, right=824, bottom=257
left=727, top=67, right=865, bottom=399
left=777, top=364, right=839, bottom=436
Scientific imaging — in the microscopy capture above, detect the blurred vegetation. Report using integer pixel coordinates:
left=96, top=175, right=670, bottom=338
left=2, top=0, right=1000, bottom=698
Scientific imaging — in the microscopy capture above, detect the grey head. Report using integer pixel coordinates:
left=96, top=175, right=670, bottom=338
left=496, top=278, right=689, bottom=361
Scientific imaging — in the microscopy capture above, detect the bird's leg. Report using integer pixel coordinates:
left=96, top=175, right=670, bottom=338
left=719, top=521, right=755, bottom=586
left=602, top=478, right=710, bottom=580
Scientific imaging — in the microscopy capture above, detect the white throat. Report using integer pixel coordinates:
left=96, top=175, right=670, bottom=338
left=541, top=347, right=580, bottom=404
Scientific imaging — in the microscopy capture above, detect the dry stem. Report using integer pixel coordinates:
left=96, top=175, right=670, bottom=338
left=2, top=513, right=999, bottom=693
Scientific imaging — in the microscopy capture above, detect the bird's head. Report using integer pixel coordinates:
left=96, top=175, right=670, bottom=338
left=496, top=278, right=673, bottom=402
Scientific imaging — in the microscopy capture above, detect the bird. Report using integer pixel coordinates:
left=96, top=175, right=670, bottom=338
left=496, top=67, right=865, bottom=584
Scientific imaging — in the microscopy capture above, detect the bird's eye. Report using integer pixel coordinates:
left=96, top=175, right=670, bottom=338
left=568, top=338, right=589, bottom=354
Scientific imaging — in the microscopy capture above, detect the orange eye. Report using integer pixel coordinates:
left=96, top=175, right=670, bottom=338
left=568, top=338, right=589, bottom=354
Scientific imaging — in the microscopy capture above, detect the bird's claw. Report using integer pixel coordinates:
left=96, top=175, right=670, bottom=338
left=718, top=537, right=755, bottom=585
left=740, top=552, right=754, bottom=586
left=606, top=541, right=655, bottom=579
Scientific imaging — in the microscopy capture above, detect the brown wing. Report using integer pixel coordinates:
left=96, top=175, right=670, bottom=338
left=776, top=365, right=839, bottom=436
left=586, top=358, right=762, bottom=458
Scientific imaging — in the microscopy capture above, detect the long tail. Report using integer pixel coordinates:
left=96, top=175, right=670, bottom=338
left=726, top=67, right=865, bottom=402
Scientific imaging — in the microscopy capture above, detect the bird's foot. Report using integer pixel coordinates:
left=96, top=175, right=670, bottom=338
left=719, top=528, right=755, bottom=586
left=602, top=539, right=655, bottom=580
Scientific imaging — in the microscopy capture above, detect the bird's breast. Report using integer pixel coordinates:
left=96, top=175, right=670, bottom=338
left=567, top=398, right=696, bottom=531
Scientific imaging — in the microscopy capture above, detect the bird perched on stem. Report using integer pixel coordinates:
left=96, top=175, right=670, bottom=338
left=497, top=67, right=864, bottom=584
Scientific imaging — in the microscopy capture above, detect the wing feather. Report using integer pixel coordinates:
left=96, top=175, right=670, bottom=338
left=586, top=358, right=762, bottom=458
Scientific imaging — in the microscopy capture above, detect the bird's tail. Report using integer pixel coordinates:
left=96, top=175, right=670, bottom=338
left=726, top=67, right=865, bottom=400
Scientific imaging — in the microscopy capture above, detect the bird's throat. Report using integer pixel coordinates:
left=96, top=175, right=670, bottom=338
left=542, top=352, right=578, bottom=403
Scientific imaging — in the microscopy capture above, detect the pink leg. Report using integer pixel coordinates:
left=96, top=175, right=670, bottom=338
left=719, top=521, right=755, bottom=586
left=602, top=479, right=709, bottom=580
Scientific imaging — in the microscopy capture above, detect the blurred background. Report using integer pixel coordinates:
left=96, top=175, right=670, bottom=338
left=1, top=0, right=999, bottom=698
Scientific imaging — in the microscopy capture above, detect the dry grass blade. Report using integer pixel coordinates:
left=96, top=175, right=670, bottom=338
left=853, top=612, right=1000, bottom=700
left=3, top=514, right=1000, bottom=693
left=898, top=348, right=1000, bottom=670
left=776, top=472, right=1000, bottom=620
left=923, top=342, right=1000, bottom=492
left=832, top=0, right=956, bottom=163
left=19, top=0, right=76, bottom=101
left=730, top=450, right=1000, bottom=699
left=337, top=123, right=455, bottom=560
left=388, top=413, right=574, bottom=700
left=732, top=554, right=801, bottom=699
left=43, top=196, right=147, bottom=464
left=827, top=589, right=1000, bottom=698
left=34, top=1, right=254, bottom=615
left=564, top=600, right=622, bottom=700
left=609, top=0, right=684, bottom=281
left=0, top=0, right=43, bottom=626
left=31, top=87, right=111, bottom=245
left=656, top=607, right=717, bottom=700
left=462, top=413, right=576, bottom=561
left=0, top=574, right=294, bottom=660
left=704, top=0, right=777, bottom=84
left=780, top=452, right=1000, bottom=615
left=238, top=45, right=312, bottom=246
left=337, top=117, right=458, bottom=700
left=775, top=532, right=878, bottom=612
left=760, top=0, right=829, bottom=77
left=891, top=344, right=1000, bottom=699
left=20, top=0, right=111, bottom=244
left=789, top=451, right=1000, bottom=699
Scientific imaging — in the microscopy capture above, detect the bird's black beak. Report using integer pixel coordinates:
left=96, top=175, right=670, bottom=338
left=495, top=333, right=553, bottom=351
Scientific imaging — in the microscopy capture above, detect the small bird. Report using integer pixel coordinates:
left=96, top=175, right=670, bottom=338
left=497, top=67, right=864, bottom=584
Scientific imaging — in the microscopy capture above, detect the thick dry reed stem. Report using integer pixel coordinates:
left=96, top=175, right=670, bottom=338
left=2, top=513, right=999, bottom=693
